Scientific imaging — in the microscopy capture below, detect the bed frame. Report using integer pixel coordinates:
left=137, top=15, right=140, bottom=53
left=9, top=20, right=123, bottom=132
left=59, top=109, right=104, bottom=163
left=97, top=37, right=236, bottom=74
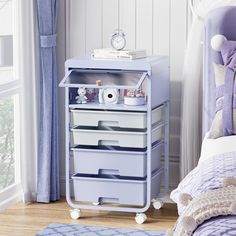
left=203, top=6, right=236, bottom=137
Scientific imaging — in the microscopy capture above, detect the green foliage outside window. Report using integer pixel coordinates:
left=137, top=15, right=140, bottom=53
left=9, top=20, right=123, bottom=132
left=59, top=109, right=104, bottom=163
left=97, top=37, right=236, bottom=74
left=0, top=97, right=14, bottom=191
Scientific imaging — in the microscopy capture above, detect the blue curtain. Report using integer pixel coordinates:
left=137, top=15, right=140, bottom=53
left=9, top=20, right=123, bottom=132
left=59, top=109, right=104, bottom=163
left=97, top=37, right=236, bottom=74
left=36, top=0, right=60, bottom=202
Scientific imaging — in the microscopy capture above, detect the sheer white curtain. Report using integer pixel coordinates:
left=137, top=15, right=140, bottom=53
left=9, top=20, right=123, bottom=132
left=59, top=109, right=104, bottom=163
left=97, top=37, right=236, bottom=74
left=16, top=0, right=39, bottom=203
left=180, top=0, right=236, bottom=179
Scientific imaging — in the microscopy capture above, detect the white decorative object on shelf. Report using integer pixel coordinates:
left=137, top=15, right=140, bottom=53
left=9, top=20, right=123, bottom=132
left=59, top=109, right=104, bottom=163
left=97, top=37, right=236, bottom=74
left=99, top=88, right=120, bottom=104
left=124, top=96, right=145, bottom=106
left=75, top=87, right=87, bottom=104
left=110, top=29, right=126, bottom=50
left=124, top=89, right=145, bottom=106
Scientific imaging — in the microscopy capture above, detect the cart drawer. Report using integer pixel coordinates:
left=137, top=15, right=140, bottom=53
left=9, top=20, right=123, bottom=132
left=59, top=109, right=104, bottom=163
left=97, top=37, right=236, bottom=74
left=71, top=126, right=163, bottom=148
left=70, top=106, right=164, bottom=129
left=72, top=144, right=162, bottom=177
left=72, top=170, right=162, bottom=206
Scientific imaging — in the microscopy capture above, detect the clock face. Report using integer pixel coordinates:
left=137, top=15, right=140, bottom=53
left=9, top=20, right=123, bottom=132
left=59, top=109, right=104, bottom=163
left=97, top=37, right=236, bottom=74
left=111, top=34, right=126, bottom=50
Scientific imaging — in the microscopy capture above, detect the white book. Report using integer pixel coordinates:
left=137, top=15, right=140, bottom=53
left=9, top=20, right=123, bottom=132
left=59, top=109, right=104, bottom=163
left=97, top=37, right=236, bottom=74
left=92, top=53, right=146, bottom=60
left=93, top=48, right=146, bottom=57
left=92, top=48, right=146, bottom=60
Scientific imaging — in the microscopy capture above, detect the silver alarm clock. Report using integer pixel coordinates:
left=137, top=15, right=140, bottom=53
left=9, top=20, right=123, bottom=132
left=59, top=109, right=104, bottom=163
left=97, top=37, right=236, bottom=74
left=110, top=29, right=126, bottom=50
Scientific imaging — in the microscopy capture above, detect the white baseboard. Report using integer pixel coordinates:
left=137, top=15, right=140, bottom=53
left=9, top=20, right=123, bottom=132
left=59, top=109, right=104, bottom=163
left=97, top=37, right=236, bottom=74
left=0, top=190, right=22, bottom=212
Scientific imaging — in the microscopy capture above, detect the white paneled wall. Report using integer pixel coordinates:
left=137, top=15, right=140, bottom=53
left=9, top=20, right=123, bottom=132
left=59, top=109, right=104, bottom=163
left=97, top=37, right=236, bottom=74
left=0, top=0, right=13, bottom=36
left=68, top=0, right=173, bottom=57
left=58, top=0, right=188, bottom=190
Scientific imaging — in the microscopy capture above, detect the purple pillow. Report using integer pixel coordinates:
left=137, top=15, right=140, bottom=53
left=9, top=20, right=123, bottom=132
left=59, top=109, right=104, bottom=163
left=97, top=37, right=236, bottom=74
left=208, top=41, right=236, bottom=139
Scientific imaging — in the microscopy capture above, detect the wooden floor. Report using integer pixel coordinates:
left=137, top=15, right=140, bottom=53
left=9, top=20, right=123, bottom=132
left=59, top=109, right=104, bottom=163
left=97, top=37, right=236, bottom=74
left=0, top=200, right=178, bottom=236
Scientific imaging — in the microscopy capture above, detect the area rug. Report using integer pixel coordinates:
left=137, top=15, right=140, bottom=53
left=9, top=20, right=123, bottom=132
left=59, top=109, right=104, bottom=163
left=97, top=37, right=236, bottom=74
left=36, top=223, right=165, bottom=236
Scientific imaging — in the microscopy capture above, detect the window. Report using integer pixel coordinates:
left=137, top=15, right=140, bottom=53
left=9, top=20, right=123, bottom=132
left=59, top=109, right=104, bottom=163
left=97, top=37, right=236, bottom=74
left=0, top=96, right=15, bottom=191
left=0, top=0, right=21, bottom=210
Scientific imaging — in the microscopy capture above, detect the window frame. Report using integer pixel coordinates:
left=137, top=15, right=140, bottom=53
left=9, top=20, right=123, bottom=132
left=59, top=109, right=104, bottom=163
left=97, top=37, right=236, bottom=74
left=0, top=0, right=22, bottom=211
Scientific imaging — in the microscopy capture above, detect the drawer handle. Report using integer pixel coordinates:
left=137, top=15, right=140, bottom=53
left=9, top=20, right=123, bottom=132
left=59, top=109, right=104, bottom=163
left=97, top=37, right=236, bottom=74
left=98, top=169, right=120, bottom=175
left=98, top=120, right=119, bottom=127
left=98, top=140, right=119, bottom=146
left=98, top=197, right=119, bottom=203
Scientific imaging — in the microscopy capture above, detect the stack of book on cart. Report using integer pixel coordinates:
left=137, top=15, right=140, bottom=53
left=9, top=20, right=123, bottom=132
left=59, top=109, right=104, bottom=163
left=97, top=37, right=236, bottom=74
left=92, top=48, right=146, bottom=60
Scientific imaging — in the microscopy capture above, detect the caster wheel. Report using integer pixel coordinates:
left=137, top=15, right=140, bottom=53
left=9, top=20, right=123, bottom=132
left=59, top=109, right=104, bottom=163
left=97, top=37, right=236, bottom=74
left=152, top=199, right=164, bottom=210
left=70, top=209, right=81, bottom=220
left=92, top=202, right=100, bottom=206
left=135, top=213, right=147, bottom=224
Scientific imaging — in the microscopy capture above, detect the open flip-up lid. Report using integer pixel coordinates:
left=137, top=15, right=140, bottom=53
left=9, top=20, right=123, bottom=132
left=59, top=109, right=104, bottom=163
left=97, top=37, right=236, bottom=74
left=59, top=69, right=147, bottom=89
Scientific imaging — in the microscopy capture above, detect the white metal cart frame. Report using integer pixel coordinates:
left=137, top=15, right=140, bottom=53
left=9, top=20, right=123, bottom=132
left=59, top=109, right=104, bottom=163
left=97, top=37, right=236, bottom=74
left=59, top=56, right=169, bottom=224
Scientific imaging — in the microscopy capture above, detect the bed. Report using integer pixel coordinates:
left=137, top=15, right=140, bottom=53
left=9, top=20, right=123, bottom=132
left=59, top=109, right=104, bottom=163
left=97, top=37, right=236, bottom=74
left=170, top=6, right=236, bottom=236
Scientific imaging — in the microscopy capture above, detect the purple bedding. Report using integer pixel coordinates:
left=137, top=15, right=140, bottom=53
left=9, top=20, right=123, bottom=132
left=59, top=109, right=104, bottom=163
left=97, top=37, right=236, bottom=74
left=170, top=151, right=236, bottom=235
left=193, top=216, right=236, bottom=236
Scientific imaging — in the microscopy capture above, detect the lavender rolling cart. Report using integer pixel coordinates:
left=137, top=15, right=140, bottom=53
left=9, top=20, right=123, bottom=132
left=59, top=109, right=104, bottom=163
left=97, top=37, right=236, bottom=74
left=59, top=56, right=169, bottom=224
